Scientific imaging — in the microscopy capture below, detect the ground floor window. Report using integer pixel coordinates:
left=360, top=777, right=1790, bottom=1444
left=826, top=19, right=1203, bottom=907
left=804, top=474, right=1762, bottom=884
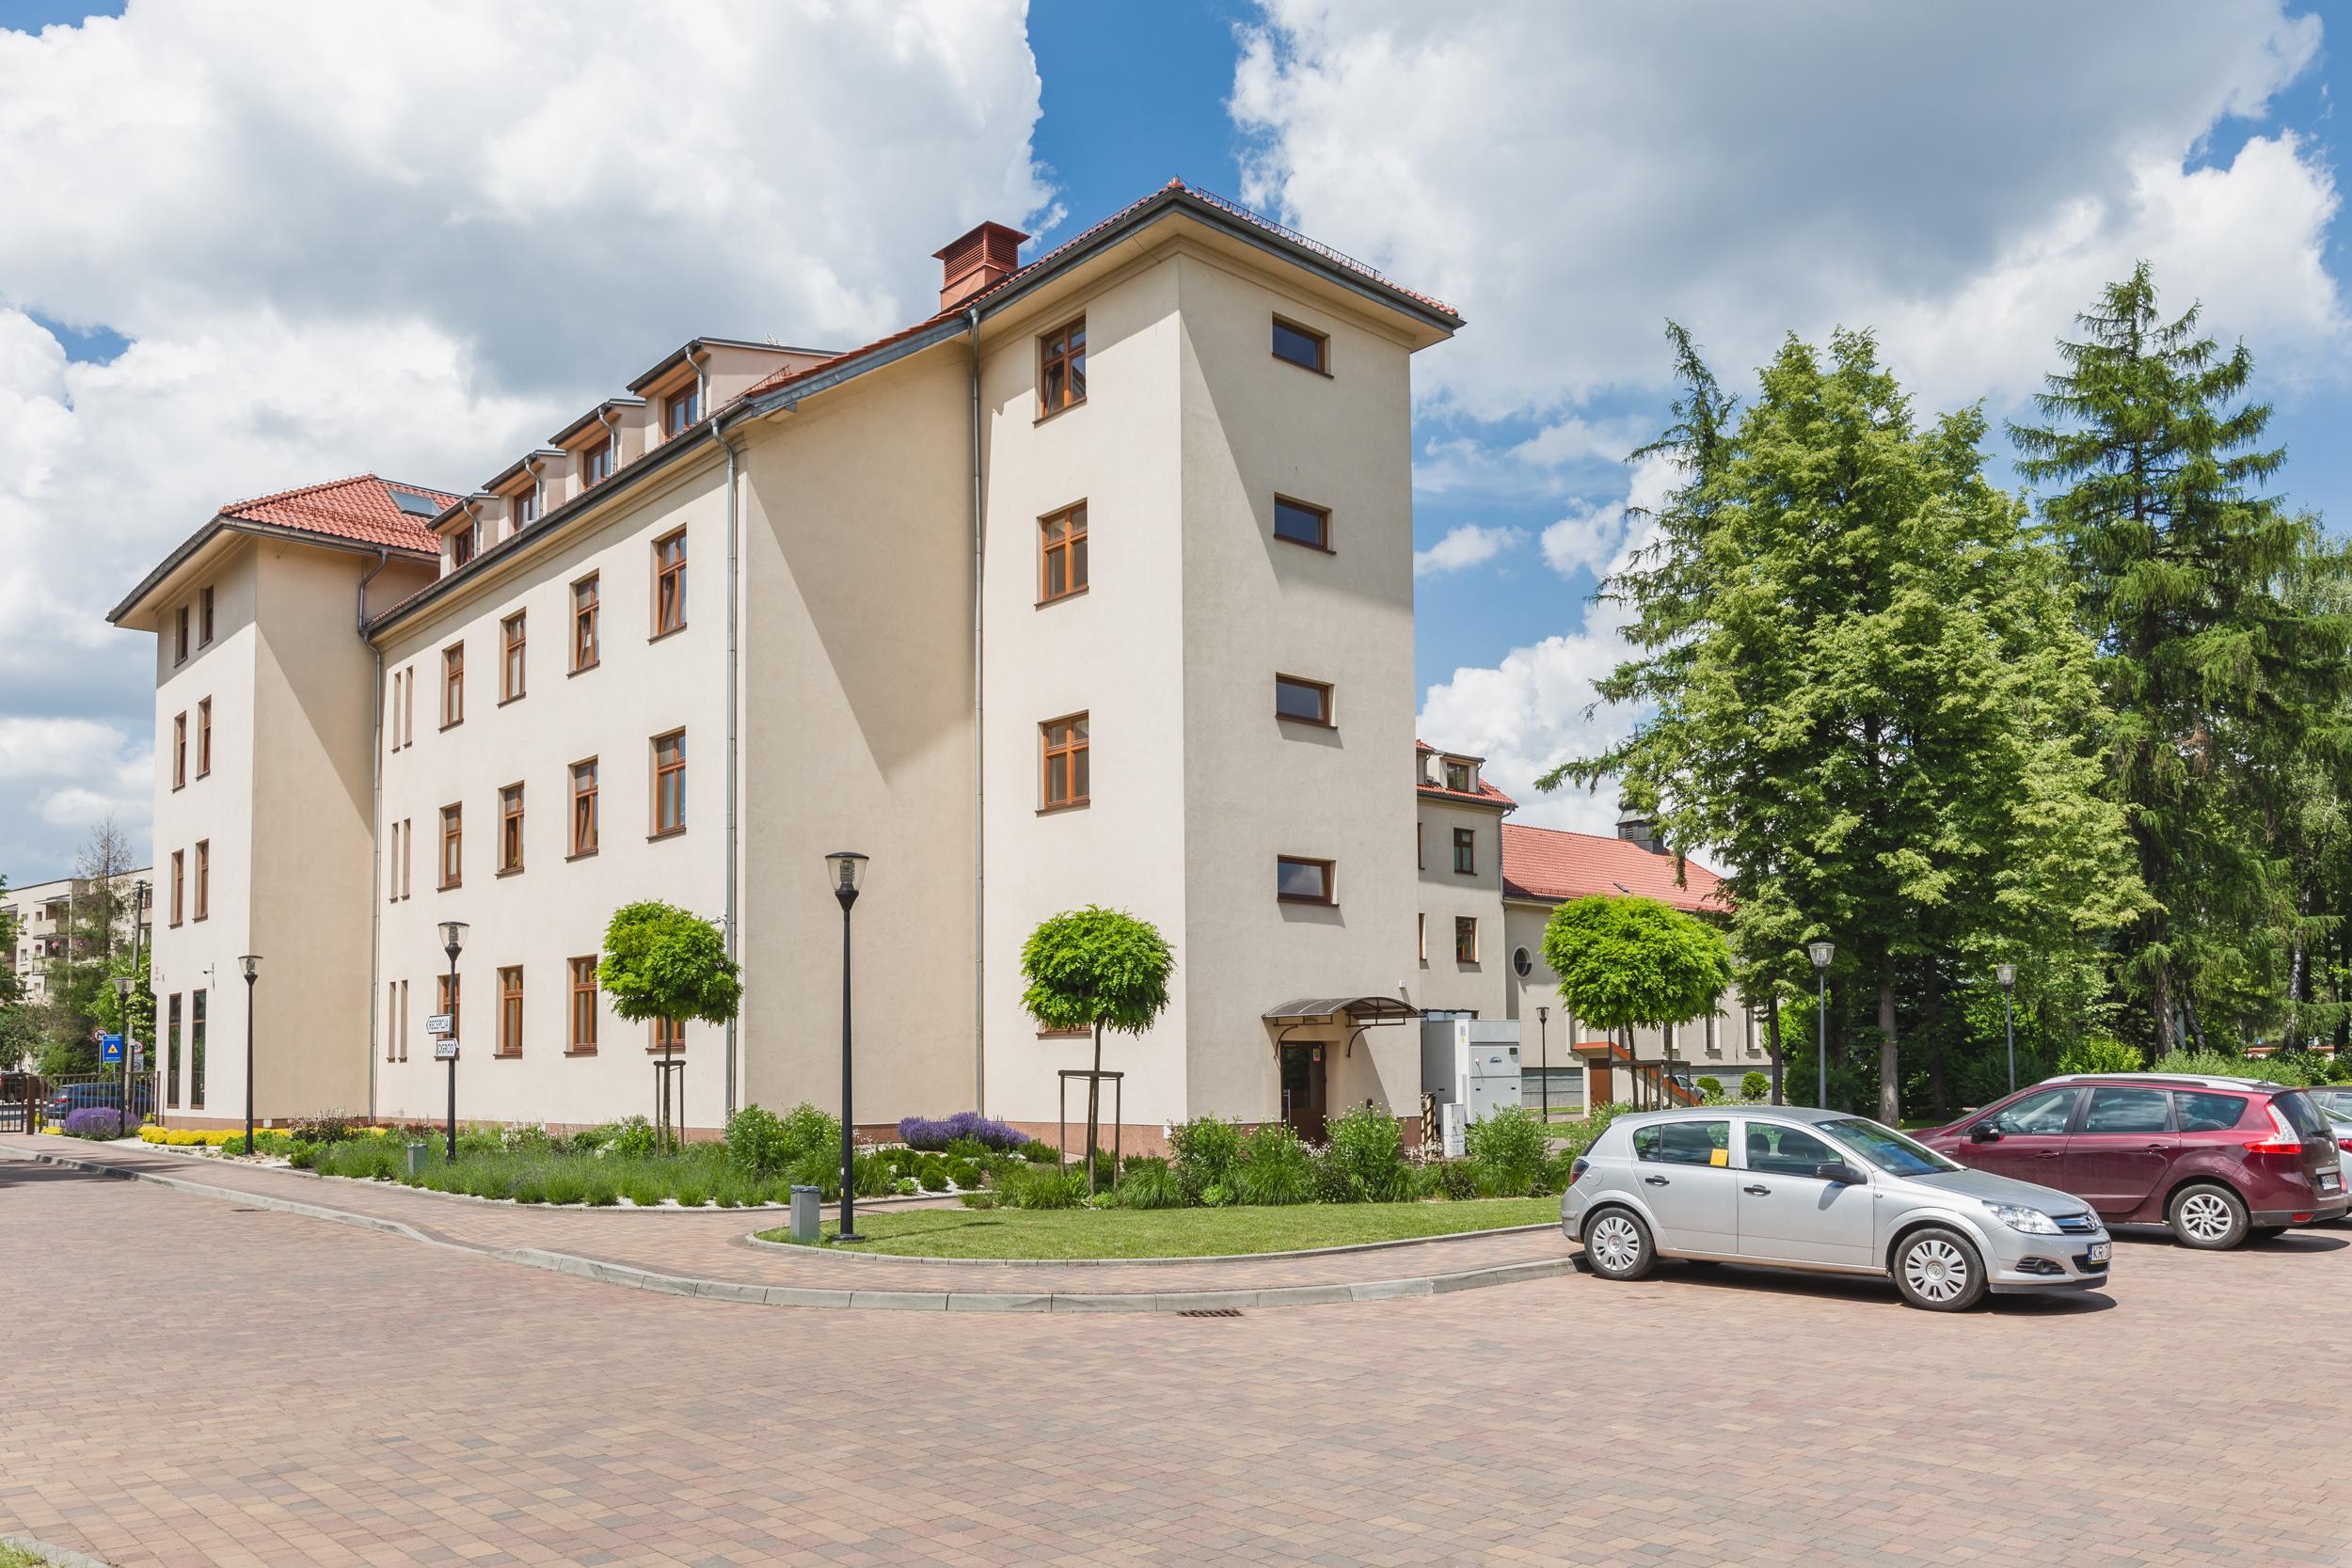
left=498, top=966, right=523, bottom=1056
left=569, top=958, right=598, bottom=1053
left=652, top=1016, right=684, bottom=1054
left=1454, top=916, right=1478, bottom=963
left=189, top=989, right=207, bottom=1109
left=166, top=993, right=182, bottom=1108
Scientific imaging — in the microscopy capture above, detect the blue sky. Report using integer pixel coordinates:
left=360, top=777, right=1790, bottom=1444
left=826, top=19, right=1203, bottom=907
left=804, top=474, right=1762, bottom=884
left=2, top=1, right=2346, bottom=879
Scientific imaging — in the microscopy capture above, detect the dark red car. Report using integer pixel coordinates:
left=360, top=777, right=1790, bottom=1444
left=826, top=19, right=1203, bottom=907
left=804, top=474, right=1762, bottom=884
left=1915, top=1073, right=2346, bottom=1249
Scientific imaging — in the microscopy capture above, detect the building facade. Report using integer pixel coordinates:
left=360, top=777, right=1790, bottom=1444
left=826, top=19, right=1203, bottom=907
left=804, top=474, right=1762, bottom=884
left=3, top=869, right=152, bottom=1004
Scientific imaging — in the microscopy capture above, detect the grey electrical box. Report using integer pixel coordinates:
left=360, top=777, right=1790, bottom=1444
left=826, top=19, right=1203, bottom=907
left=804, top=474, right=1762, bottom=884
left=403, top=1142, right=432, bottom=1177
left=789, top=1184, right=821, bottom=1243
left=1421, top=1018, right=1523, bottom=1125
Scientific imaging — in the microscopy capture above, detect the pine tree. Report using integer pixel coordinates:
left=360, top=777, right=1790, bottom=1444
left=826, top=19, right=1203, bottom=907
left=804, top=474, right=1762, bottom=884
left=2010, top=265, right=2352, bottom=1051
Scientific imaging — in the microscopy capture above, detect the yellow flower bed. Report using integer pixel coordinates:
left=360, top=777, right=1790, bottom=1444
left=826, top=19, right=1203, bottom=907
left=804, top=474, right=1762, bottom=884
left=135, top=1123, right=399, bottom=1148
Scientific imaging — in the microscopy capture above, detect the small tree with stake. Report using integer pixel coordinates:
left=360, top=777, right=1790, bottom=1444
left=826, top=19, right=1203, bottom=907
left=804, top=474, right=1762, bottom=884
left=1541, top=895, right=1733, bottom=1105
left=597, top=901, right=742, bottom=1149
left=1021, top=906, right=1174, bottom=1195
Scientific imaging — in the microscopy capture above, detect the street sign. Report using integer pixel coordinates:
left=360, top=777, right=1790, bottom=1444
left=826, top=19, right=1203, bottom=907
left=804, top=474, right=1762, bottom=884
left=99, top=1034, right=123, bottom=1064
left=425, top=1013, right=454, bottom=1037
left=433, top=1038, right=459, bottom=1061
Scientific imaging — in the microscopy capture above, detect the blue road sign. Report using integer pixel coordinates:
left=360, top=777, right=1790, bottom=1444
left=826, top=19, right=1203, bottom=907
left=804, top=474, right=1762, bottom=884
left=99, top=1034, right=123, bottom=1064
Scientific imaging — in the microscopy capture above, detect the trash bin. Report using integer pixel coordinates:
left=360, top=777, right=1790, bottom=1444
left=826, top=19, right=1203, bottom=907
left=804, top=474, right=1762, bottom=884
left=405, top=1142, right=432, bottom=1177
left=789, top=1183, right=821, bottom=1243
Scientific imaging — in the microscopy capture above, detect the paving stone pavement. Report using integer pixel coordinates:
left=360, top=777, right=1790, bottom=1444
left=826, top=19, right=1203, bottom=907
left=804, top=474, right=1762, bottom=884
left=6, top=1148, right=2351, bottom=1567
left=0, top=1138, right=1567, bottom=1306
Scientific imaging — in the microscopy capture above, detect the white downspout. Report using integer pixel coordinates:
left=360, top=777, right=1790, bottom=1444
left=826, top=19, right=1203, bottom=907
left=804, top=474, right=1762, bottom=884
left=359, top=545, right=390, bottom=1122
left=720, top=419, right=742, bottom=1124
left=966, top=305, right=986, bottom=1114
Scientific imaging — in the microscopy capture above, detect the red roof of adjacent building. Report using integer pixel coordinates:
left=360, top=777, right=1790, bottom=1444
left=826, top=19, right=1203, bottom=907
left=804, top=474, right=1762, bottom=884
left=1414, top=737, right=1516, bottom=808
left=1501, top=821, right=1727, bottom=914
left=217, top=474, right=453, bottom=554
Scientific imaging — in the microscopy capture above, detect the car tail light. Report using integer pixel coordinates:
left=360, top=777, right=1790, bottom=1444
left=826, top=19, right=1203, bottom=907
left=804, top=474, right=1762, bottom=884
left=1569, top=1157, right=1590, bottom=1185
left=2339, top=1139, right=2352, bottom=1155
left=2245, top=1102, right=2306, bottom=1156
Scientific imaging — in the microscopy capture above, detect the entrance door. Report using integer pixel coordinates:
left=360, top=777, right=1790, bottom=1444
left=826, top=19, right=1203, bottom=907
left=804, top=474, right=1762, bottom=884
left=1588, top=1061, right=1613, bottom=1107
left=1280, top=1043, right=1327, bottom=1142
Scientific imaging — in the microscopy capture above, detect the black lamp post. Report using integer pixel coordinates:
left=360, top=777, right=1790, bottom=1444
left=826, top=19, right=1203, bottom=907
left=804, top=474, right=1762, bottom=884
left=112, top=973, right=134, bottom=1128
left=826, top=851, right=868, bottom=1243
left=239, top=954, right=262, bottom=1154
left=1806, top=941, right=1834, bottom=1110
left=1996, top=962, right=2018, bottom=1095
left=1536, top=1006, right=1549, bottom=1122
left=437, top=921, right=467, bottom=1162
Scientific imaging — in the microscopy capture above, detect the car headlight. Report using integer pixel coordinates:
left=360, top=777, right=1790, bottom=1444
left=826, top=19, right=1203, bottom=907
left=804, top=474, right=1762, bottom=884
left=1984, top=1202, right=2060, bottom=1234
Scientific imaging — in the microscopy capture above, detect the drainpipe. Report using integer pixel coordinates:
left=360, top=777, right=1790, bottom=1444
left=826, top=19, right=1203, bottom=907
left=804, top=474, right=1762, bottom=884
left=359, top=545, right=390, bottom=1122
left=689, top=344, right=712, bottom=424
left=966, top=304, right=986, bottom=1114
left=719, top=418, right=742, bottom=1124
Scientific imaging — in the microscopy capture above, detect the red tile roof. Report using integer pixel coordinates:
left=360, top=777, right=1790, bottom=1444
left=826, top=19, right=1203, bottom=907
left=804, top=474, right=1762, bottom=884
left=1415, top=736, right=1514, bottom=807
left=217, top=474, right=453, bottom=554
left=1502, top=822, right=1727, bottom=914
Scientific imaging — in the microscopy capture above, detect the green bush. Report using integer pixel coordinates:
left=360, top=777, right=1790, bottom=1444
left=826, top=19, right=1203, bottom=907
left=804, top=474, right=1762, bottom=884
left=672, top=1175, right=711, bottom=1208
left=1168, top=1116, right=1244, bottom=1200
left=1549, top=1100, right=1639, bottom=1159
left=2057, top=1035, right=2142, bottom=1076
left=1463, top=1104, right=1550, bottom=1196
left=603, top=1117, right=660, bottom=1158
left=1420, top=1157, right=1480, bottom=1201
left=944, top=1157, right=983, bottom=1190
left=1116, top=1155, right=1188, bottom=1210
left=1320, top=1103, right=1408, bottom=1203
left=944, top=1136, right=990, bottom=1161
left=2152, top=1047, right=2328, bottom=1087
left=1019, top=1140, right=1060, bottom=1164
left=288, top=1114, right=360, bottom=1144
left=1695, top=1076, right=1723, bottom=1100
left=915, top=1154, right=950, bottom=1192
left=993, top=1161, right=1087, bottom=1210
left=1740, top=1071, right=1771, bottom=1101
left=1233, top=1122, right=1315, bottom=1206
left=724, top=1101, right=839, bottom=1177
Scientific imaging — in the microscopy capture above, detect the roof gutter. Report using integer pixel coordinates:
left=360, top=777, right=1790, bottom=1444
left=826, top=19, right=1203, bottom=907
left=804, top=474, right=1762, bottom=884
left=718, top=408, right=744, bottom=1125
left=965, top=304, right=986, bottom=1114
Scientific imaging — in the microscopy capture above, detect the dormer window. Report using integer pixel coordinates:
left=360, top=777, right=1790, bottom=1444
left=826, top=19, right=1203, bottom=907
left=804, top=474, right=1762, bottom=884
left=450, top=524, right=475, bottom=569
left=580, top=441, right=613, bottom=488
left=511, top=486, right=538, bottom=530
left=664, top=387, right=699, bottom=437
left=1444, top=759, right=1471, bottom=793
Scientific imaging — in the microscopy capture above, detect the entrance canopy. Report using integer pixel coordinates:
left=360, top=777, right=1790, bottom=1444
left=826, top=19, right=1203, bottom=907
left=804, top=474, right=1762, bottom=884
left=1262, top=996, right=1422, bottom=1026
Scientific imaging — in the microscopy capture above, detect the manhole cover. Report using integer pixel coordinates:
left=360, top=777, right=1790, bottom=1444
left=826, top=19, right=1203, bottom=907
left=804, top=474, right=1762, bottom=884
left=1177, top=1307, right=1243, bottom=1318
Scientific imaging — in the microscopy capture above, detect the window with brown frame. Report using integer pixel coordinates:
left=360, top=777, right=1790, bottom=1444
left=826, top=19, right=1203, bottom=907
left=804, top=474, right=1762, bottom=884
left=1272, top=316, right=1328, bottom=373
left=1040, top=502, right=1088, bottom=602
left=501, top=612, right=526, bottom=702
left=569, top=957, right=599, bottom=1053
left=387, top=821, right=401, bottom=902
left=652, top=1016, right=685, bottom=1055
left=1273, top=496, right=1330, bottom=550
left=1274, top=674, right=1331, bottom=726
left=404, top=663, right=416, bottom=744
left=499, top=784, right=524, bottom=874
left=1444, top=760, right=1471, bottom=792
left=571, top=759, right=598, bottom=857
left=572, top=574, right=599, bottom=671
left=1039, top=316, right=1086, bottom=415
left=497, top=966, right=523, bottom=1056
left=654, top=530, right=687, bottom=637
left=401, top=816, right=413, bottom=897
left=439, top=803, right=462, bottom=888
left=389, top=671, right=403, bottom=752
left=1416, top=822, right=1423, bottom=870
left=1454, top=916, right=1479, bottom=964
left=450, top=524, right=475, bottom=569
left=652, top=730, right=686, bottom=835
left=438, top=972, right=461, bottom=1042
left=664, top=386, right=699, bottom=437
left=173, top=605, right=189, bottom=665
left=1453, top=827, right=1475, bottom=875
left=169, top=849, right=184, bottom=927
left=199, top=584, right=215, bottom=645
left=1418, top=912, right=1427, bottom=962
left=171, top=712, right=187, bottom=789
left=580, top=441, right=612, bottom=488
left=1041, top=714, right=1089, bottom=810
left=1277, top=856, right=1334, bottom=905
left=441, top=642, right=464, bottom=727
left=197, top=697, right=212, bottom=777
left=194, top=840, right=209, bottom=921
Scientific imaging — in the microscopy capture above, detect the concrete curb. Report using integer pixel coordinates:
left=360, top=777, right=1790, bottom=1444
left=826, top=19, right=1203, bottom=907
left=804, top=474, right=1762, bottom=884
left=738, top=1220, right=1557, bottom=1266
left=2, top=1531, right=121, bottom=1568
left=2, top=1146, right=1577, bottom=1313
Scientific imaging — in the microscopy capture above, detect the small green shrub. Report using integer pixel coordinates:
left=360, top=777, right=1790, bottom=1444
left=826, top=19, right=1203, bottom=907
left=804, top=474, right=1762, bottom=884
left=603, top=1117, right=660, bottom=1158
left=289, top=1114, right=360, bottom=1145
left=1695, top=1076, right=1723, bottom=1099
left=1320, top=1103, right=1408, bottom=1203
left=993, top=1161, right=1086, bottom=1210
left=1019, top=1140, right=1060, bottom=1164
left=2058, top=1036, right=2143, bottom=1076
left=1232, top=1122, right=1314, bottom=1206
left=1419, top=1157, right=1480, bottom=1201
left=1740, top=1071, right=1771, bottom=1101
left=944, top=1136, right=990, bottom=1161
left=1464, top=1104, right=1550, bottom=1196
left=725, top=1101, right=840, bottom=1177
left=539, top=1164, right=591, bottom=1205
left=915, top=1154, right=950, bottom=1193
left=1168, top=1117, right=1244, bottom=1199
left=673, top=1177, right=711, bottom=1208
left=944, top=1157, right=983, bottom=1190
left=1117, top=1155, right=1188, bottom=1209
left=2151, top=1048, right=2320, bottom=1086
left=895, top=1177, right=921, bottom=1196
left=622, top=1172, right=669, bottom=1207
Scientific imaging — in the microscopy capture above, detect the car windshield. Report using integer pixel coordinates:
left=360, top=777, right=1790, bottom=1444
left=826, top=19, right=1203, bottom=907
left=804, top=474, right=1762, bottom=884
left=1820, top=1117, right=1960, bottom=1177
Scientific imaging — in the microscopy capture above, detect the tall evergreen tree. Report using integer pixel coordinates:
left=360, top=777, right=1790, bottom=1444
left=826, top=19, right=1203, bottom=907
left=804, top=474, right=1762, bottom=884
left=2010, top=265, right=2352, bottom=1051
left=1549, top=325, right=2142, bottom=1120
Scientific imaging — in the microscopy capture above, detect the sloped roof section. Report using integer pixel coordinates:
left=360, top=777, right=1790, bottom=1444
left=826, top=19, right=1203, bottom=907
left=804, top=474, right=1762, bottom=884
left=218, top=474, right=454, bottom=554
left=1502, top=822, right=1727, bottom=914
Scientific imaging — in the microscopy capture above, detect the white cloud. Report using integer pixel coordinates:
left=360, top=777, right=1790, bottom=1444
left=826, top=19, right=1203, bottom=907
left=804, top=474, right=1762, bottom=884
left=1413, top=521, right=1525, bottom=578
left=1233, top=1, right=2341, bottom=419
left=0, top=1, right=1051, bottom=878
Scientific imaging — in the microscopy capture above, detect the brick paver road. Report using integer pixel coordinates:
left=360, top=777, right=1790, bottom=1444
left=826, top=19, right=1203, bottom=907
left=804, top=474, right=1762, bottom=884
left=5, top=1154, right=2349, bottom=1567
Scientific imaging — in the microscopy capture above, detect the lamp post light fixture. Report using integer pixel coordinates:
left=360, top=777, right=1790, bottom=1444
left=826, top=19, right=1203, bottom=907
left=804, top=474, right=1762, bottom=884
left=1806, top=941, right=1835, bottom=1110
left=1996, top=962, right=2018, bottom=1096
left=437, top=921, right=468, bottom=1163
left=239, top=955, right=262, bottom=1155
left=826, top=851, right=869, bottom=1243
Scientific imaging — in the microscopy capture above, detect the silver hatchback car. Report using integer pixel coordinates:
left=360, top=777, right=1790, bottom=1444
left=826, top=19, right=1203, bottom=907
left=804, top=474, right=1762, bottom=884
left=1562, top=1106, right=2112, bottom=1310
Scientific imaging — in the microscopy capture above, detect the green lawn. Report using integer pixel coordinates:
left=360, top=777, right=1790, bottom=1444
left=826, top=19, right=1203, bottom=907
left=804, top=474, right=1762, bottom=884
left=1, top=1544, right=48, bottom=1568
left=758, top=1197, right=1558, bottom=1259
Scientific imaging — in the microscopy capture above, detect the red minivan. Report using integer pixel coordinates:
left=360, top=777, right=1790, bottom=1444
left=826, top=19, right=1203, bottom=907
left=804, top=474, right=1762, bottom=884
left=1915, top=1073, right=2346, bottom=1249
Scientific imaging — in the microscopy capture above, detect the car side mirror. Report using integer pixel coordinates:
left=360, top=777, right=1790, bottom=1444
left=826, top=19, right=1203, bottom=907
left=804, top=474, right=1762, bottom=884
left=1969, top=1124, right=2001, bottom=1144
left=1813, top=1161, right=1862, bottom=1185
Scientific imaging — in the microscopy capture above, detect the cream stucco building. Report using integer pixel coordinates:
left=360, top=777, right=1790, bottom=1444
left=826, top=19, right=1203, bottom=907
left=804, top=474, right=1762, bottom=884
left=111, top=182, right=1758, bottom=1141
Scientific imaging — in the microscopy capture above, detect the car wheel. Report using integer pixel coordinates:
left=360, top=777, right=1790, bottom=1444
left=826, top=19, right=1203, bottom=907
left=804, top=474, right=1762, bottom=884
left=1581, top=1208, right=1655, bottom=1281
left=1893, top=1226, right=1988, bottom=1312
left=2168, top=1182, right=2249, bottom=1250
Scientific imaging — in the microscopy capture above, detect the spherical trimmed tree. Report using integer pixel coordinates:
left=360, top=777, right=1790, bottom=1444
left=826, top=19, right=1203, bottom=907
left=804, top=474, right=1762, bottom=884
left=597, top=901, right=742, bottom=1145
left=1541, top=895, right=1733, bottom=1103
left=1020, top=906, right=1174, bottom=1194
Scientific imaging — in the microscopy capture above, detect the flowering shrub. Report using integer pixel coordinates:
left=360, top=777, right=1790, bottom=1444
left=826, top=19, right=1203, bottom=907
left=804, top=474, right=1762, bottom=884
left=62, top=1107, right=135, bottom=1139
left=897, top=1111, right=1026, bottom=1151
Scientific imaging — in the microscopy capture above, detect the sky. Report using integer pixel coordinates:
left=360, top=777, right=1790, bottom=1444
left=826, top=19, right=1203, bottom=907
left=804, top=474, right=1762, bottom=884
left=3, top=0, right=2348, bottom=883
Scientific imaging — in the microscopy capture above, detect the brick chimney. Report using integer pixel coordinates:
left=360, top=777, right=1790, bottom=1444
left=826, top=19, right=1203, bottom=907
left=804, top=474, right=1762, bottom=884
left=933, top=221, right=1029, bottom=312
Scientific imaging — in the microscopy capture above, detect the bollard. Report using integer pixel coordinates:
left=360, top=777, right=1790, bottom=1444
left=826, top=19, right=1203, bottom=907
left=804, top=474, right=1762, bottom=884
left=789, top=1183, right=821, bottom=1243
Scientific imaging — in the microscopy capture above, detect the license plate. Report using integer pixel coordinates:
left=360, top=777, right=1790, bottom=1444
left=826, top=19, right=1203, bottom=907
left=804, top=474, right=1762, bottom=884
left=2323, top=1171, right=2342, bottom=1194
left=2086, top=1242, right=2111, bottom=1264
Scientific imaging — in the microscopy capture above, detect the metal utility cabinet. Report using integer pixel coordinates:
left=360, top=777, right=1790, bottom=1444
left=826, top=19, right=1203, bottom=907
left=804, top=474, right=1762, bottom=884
left=1422, top=1018, right=1522, bottom=1138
